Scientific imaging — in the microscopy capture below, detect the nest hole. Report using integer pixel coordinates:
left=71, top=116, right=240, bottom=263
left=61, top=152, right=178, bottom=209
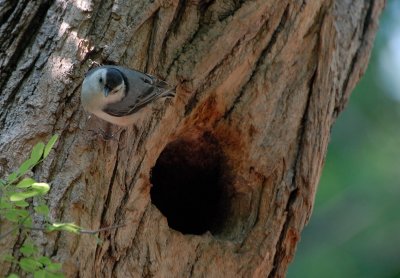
left=150, top=133, right=229, bottom=235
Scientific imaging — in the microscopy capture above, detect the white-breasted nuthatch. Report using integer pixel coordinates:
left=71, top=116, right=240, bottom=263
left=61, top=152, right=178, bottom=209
left=81, top=65, right=174, bottom=126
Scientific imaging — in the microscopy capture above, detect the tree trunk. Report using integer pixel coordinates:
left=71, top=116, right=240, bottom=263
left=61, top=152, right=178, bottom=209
left=0, top=0, right=384, bottom=277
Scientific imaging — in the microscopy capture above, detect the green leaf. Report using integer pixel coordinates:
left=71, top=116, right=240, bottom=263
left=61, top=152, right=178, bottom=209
left=19, top=257, right=42, bottom=273
left=35, top=204, right=50, bottom=215
left=5, top=211, right=19, bottom=222
left=5, top=208, right=29, bottom=222
left=44, top=135, right=58, bottom=158
left=16, top=178, right=36, bottom=188
left=33, top=270, right=46, bottom=278
left=37, top=256, right=52, bottom=266
left=14, top=200, right=30, bottom=207
left=24, top=216, right=33, bottom=228
left=0, top=179, right=6, bottom=186
left=7, top=274, right=19, bottom=278
left=10, top=183, right=50, bottom=201
left=17, top=159, right=35, bottom=176
left=30, top=142, right=45, bottom=165
left=0, top=198, right=12, bottom=209
left=20, top=243, right=37, bottom=256
left=31, top=183, right=50, bottom=195
left=10, top=190, right=40, bottom=201
left=47, top=223, right=80, bottom=234
left=46, top=263, right=62, bottom=272
left=7, top=172, right=18, bottom=183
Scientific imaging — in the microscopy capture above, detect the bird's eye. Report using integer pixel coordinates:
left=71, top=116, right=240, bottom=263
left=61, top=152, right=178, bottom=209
left=99, top=78, right=103, bottom=83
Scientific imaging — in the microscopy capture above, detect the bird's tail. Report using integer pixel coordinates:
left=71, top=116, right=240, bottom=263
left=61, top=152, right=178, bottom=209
left=153, top=77, right=175, bottom=98
left=159, top=87, right=176, bottom=98
left=145, top=72, right=176, bottom=99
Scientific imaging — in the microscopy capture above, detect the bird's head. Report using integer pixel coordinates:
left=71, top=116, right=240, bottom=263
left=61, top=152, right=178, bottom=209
left=82, top=67, right=125, bottom=100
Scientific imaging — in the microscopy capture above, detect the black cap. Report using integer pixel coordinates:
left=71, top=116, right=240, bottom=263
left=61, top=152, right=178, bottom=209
left=106, top=68, right=124, bottom=90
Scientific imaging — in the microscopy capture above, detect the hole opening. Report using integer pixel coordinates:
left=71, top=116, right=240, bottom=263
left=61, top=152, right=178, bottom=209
left=150, top=133, right=229, bottom=236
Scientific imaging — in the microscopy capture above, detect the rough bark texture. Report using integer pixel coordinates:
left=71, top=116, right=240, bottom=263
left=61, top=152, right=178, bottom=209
left=0, top=0, right=384, bottom=277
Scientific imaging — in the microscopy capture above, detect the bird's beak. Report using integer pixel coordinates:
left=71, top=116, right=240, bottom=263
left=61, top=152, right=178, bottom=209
left=104, top=86, right=110, bottom=97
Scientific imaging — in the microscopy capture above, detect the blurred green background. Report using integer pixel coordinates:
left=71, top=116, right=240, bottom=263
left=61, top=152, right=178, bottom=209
left=288, top=1, right=400, bottom=277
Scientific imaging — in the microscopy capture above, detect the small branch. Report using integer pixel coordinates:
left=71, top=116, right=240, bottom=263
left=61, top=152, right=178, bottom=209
left=0, top=220, right=125, bottom=240
left=79, top=223, right=125, bottom=234
left=25, top=223, right=125, bottom=234
left=0, top=214, right=31, bottom=240
left=0, top=225, right=20, bottom=241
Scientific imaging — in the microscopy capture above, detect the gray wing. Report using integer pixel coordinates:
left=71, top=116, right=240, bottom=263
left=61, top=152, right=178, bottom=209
left=102, top=66, right=174, bottom=117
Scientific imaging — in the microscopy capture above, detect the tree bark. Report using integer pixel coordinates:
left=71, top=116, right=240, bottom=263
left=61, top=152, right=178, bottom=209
left=0, top=0, right=384, bottom=277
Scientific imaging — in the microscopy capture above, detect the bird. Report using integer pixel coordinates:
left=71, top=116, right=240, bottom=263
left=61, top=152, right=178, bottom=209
left=81, top=65, right=175, bottom=126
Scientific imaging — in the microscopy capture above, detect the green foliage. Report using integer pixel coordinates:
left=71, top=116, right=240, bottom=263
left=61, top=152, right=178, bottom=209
left=1, top=134, right=120, bottom=277
left=0, top=135, right=66, bottom=278
left=46, top=223, right=81, bottom=234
